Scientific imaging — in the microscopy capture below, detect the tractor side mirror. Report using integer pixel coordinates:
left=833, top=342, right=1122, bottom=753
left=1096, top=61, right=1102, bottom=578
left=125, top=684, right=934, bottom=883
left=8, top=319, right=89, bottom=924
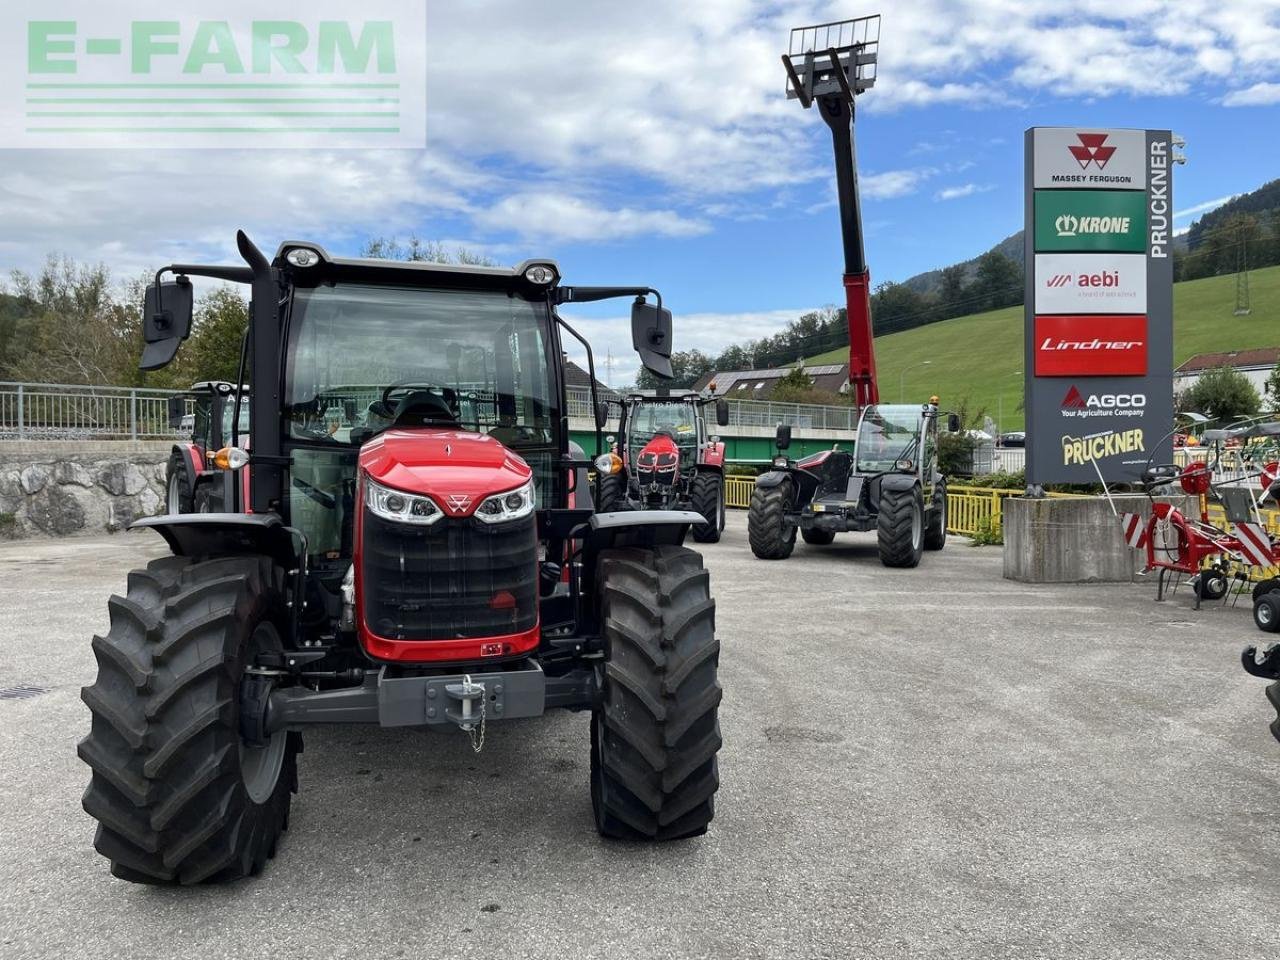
left=715, top=398, right=730, bottom=427
left=775, top=424, right=792, bottom=451
left=947, top=413, right=961, bottom=433
left=166, top=395, right=186, bottom=429
left=141, top=278, right=194, bottom=371
left=631, top=299, right=673, bottom=380
left=595, top=401, right=610, bottom=429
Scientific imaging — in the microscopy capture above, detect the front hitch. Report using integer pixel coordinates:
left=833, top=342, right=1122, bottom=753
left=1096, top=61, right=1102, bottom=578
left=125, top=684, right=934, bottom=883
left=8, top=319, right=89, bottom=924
left=1241, top=643, right=1280, bottom=680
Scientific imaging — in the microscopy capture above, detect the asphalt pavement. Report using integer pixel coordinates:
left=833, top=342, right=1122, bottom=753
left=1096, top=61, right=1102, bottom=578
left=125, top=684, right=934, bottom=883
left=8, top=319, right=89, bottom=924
left=1, top=514, right=1278, bottom=960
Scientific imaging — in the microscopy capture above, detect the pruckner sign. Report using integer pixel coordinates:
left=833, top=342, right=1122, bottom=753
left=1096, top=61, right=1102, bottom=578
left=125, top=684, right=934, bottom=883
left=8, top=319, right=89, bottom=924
left=1023, top=127, right=1175, bottom=485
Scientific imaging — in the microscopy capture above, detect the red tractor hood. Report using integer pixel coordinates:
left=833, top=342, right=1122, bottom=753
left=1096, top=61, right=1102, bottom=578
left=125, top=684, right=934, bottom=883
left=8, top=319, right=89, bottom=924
left=359, top=428, right=532, bottom=518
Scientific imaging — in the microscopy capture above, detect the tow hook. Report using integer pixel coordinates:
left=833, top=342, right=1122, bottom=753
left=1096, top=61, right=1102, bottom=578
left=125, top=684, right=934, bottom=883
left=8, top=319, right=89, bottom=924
left=445, top=675, right=487, bottom=753
left=1242, top=644, right=1280, bottom=680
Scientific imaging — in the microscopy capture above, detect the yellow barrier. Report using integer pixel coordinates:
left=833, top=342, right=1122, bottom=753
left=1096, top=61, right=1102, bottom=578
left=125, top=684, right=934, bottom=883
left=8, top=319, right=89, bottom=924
left=725, top=475, right=755, bottom=508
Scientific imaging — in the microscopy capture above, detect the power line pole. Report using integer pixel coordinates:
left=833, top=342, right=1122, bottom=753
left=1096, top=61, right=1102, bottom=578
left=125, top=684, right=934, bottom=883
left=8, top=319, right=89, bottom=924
left=604, top=350, right=615, bottom=386
left=1234, top=223, right=1252, bottom=316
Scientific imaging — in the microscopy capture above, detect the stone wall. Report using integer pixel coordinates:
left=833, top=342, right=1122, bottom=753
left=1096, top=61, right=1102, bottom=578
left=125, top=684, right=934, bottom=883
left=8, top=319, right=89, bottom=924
left=0, top=441, right=173, bottom=539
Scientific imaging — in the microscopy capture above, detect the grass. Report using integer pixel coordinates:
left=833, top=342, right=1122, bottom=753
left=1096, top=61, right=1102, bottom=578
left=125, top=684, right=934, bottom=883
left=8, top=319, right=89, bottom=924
left=804, top=263, right=1280, bottom=432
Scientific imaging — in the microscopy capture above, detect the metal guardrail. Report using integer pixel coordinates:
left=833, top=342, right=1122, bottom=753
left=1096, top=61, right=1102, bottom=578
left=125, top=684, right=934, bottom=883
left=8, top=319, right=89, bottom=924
left=0, top=381, right=192, bottom=441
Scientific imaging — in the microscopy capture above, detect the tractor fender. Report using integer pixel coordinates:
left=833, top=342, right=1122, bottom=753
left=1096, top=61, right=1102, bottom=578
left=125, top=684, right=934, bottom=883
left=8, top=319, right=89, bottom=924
left=584, top=510, right=703, bottom=547
left=699, top=441, right=726, bottom=470
left=131, top=513, right=303, bottom=570
left=754, top=469, right=792, bottom=489
left=878, top=474, right=920, bottom=494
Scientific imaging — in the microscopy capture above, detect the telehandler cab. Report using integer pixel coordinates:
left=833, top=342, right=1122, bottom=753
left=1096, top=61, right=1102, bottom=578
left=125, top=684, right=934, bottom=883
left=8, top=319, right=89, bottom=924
left=79, top=232, right=722, bottom=884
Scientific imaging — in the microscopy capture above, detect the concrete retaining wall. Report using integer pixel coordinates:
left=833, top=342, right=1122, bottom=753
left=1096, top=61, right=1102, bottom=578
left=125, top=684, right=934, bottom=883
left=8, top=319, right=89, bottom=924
left=0, top=441, right=173, bottom=539
left=1003, top=494, right=1195, bottom=583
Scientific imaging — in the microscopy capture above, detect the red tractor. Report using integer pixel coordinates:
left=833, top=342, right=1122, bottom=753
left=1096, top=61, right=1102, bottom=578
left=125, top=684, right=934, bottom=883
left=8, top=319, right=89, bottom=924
left=79, top=233, right=722, bottom=884
left=164, top=381, right=249, bottom=514
left=594, top=390, right=730, bottom=543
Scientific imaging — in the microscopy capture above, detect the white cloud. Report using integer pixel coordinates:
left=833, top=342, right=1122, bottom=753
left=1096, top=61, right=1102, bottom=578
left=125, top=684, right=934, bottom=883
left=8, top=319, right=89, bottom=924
left=862, top=168, right=938, bottom=200
left=1174, top=195, right=1239, bottom=219
left=1222, top=82, right=1280, bottom=106
left=935, top=183, right=995, bottom=201
left=473, top=193, right=709, bottom=243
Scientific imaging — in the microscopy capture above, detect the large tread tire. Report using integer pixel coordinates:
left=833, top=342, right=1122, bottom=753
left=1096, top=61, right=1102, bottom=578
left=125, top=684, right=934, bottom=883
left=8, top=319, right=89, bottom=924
left=78, top=554, right=300, bottom=885
left=923, top=479, right=948, bottom=551
left=165, top=452, right=194, bottom=515
left=591, top=546, right=721, bottom=841
left=1266, top=677, right=1280, bottom=744
left=597, top=474, right=626, bottom=514
left=690, top=472, right=723, bottom=544
left=878, top=487, right=924, bottom=568
left=1252, top=577, right=1280, bottom=603
left=800, top=527, right=835, bottom=546
left=748, top=480, right=795, bottom=560
left=1256, top=594, right=1280, bottom=633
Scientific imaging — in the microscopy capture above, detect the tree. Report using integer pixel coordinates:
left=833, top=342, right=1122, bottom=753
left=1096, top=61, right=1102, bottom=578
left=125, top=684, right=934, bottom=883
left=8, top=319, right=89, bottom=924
left=870, top=281, right=931, bottom=335
left=1180, top=365, right=1262, bottom=423
left=176, top=287, right=250, bottom=384
left=938, top=264, right=969, bottom=319
left=634, top=349, right=715, bottom=390
left=360, top=235, right=498, bottom=266
left=1264, top=360, right=1280, bottom=413
left=973, top=251, right=1023, bottom=312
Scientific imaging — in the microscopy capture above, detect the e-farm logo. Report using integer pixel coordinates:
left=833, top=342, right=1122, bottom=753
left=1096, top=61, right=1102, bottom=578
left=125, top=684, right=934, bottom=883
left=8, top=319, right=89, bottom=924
left=5, top=2, right=426, bottom=148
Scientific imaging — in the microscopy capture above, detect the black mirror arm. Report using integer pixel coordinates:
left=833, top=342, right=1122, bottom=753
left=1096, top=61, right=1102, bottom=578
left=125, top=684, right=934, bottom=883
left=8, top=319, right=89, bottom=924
left=151, top=263, right=254, bottom=325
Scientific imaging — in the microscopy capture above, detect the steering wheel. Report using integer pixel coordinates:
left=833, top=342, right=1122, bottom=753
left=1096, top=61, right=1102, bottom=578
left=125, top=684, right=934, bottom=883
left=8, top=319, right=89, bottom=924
left=373, top=382, right=459, bottom=427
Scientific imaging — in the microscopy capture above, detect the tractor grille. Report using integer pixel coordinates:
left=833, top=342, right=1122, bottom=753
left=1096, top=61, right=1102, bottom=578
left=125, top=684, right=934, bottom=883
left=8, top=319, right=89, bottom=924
left=361, top=511, right=538, bottom=642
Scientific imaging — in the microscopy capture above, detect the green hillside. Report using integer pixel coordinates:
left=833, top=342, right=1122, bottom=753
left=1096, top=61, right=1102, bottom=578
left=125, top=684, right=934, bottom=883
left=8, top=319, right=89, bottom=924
left=804, top=264, right=1280, bottom=432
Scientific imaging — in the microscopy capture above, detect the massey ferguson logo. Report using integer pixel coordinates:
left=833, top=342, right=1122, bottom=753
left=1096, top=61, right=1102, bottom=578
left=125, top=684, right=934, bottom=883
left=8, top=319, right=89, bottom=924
left=1055, top=214, right=1132, bottom=238
left=1061, top=385, right=1146, bottom=418
left=445, top=494, right=473, bottom=514
left=1069, top=133, right=1116, bottom=170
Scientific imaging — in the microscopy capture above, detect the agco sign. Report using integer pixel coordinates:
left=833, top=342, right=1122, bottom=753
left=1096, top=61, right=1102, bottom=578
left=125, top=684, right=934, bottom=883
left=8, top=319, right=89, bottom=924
left=1060, top=384, right=1147, bottom=419
left=1033, top=315, right=1148, bottom=376
left=1034, top=253, right=1146, bottom=313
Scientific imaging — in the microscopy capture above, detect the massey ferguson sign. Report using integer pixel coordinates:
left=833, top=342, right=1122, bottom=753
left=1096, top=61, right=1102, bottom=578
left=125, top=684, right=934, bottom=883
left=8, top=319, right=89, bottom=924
left=1032, top=128, right=1146, bottom=190
left=1034, top=253, right=1147, bottom=313
left=1024, top=127, right=1175, bottom=484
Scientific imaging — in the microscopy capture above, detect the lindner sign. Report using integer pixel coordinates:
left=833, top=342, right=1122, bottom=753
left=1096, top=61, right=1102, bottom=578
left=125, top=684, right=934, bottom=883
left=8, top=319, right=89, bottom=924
left=1024, top=127, right=1174, bottom=485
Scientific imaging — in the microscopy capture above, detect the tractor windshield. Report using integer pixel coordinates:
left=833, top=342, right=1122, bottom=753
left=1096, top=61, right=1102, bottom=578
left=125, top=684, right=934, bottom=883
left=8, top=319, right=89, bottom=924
left=282, top=284, right=559, bottom=559
left=626, top=401, right=697, bottom=466
left=856, top=405, right=922, bottom=473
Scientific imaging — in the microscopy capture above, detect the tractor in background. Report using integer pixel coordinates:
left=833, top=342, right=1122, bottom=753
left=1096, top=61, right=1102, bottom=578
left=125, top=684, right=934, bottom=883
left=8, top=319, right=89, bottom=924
left=79, top=233, right=722, bottom=885
left=594, top=390, right=730, bottom=543
left=164, top=381, right=249, bottom=514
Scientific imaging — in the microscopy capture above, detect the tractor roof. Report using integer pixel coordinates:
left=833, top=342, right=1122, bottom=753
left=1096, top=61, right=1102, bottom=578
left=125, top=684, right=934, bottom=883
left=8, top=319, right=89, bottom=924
left=271, top=241, right=559, bottom=295
left=626, top=389, right=702, bottom=402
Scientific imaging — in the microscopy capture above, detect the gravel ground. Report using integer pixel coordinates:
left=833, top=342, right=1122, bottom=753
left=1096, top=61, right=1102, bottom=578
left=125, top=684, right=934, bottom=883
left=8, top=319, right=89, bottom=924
left=1, top=513, right=1277, bottom=960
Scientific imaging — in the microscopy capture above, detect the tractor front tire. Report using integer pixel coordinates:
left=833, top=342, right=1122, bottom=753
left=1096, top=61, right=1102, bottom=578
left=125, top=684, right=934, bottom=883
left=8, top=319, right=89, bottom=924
left=591, top=546, right=721, bottom=840
left=597, top=474, right=626, bottom=513
left=923, top=480, right=948, bottom=551
left=165, top=452, right=194, bottom=515
left=800, top=527, right=835, bottom=546
left=78, top=554, right=299, bottom=885
left=748, top=480, right=796, bottom=560
left=690, top=472, right=723, bottom=544
left=878, top=487, right=924, bottom=568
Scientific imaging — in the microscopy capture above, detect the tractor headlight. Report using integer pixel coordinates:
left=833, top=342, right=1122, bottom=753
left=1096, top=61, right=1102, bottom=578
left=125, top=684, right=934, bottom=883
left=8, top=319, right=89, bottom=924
left=594, top=453, right=622, bottom=475
left=286, top=247, right=320, bottom=268
left=524, top=264, right=557, bottom=285
left=213, top=446, right=250, bottom=470
left=364, top=476, right=442, bottom=525
left=772, top=456, right=789, bottom=468
left=895, top=459, right=915, bottom=472
left=475, top=479, right=535, bottom=524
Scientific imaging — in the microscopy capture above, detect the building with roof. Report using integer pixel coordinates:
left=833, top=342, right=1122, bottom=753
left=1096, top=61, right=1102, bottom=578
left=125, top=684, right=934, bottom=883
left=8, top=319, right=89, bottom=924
left=563, top=359, right=619, bottom=399
left=691, top=364, right=849, bottom=401
left=1174, top=348, right=1280, bottom=400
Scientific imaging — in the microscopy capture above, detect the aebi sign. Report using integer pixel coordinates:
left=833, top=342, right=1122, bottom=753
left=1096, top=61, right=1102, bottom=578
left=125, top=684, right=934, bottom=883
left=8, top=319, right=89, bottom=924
left=1033, top=315, right=1148, bottom=376
left=1034, top=253, right=1146, bottom=313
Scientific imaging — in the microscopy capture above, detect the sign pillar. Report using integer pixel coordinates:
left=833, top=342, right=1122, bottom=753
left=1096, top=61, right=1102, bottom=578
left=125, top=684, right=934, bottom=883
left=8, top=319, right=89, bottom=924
left=1024, top=127, right=1175, bottom=486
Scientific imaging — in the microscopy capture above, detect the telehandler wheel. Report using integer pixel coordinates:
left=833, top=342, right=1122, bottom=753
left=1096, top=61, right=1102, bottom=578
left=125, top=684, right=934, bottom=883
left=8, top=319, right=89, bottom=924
left=800, top=528, right=835, bottom=545
left=1257, top=594, right=1280, bottom=633
left=78, top=554, right=300, bottom=885
left=748, top=480, right=796, bottom=560
left=165, top=452, right=194, bottom=515
left=923, top=480, right=948, bottom=551
left=878, top=487, right=924, bottom=568
left=690, top=472, right=723, bottom=544
left=597, top=473, right=626, bottom=513
left=591, top=546, right=721, bottom=840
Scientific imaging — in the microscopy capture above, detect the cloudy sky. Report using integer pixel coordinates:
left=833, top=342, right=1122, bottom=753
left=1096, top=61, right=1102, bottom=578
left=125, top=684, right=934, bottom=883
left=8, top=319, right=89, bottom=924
left=3, top=0, right=1280, bottom=382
